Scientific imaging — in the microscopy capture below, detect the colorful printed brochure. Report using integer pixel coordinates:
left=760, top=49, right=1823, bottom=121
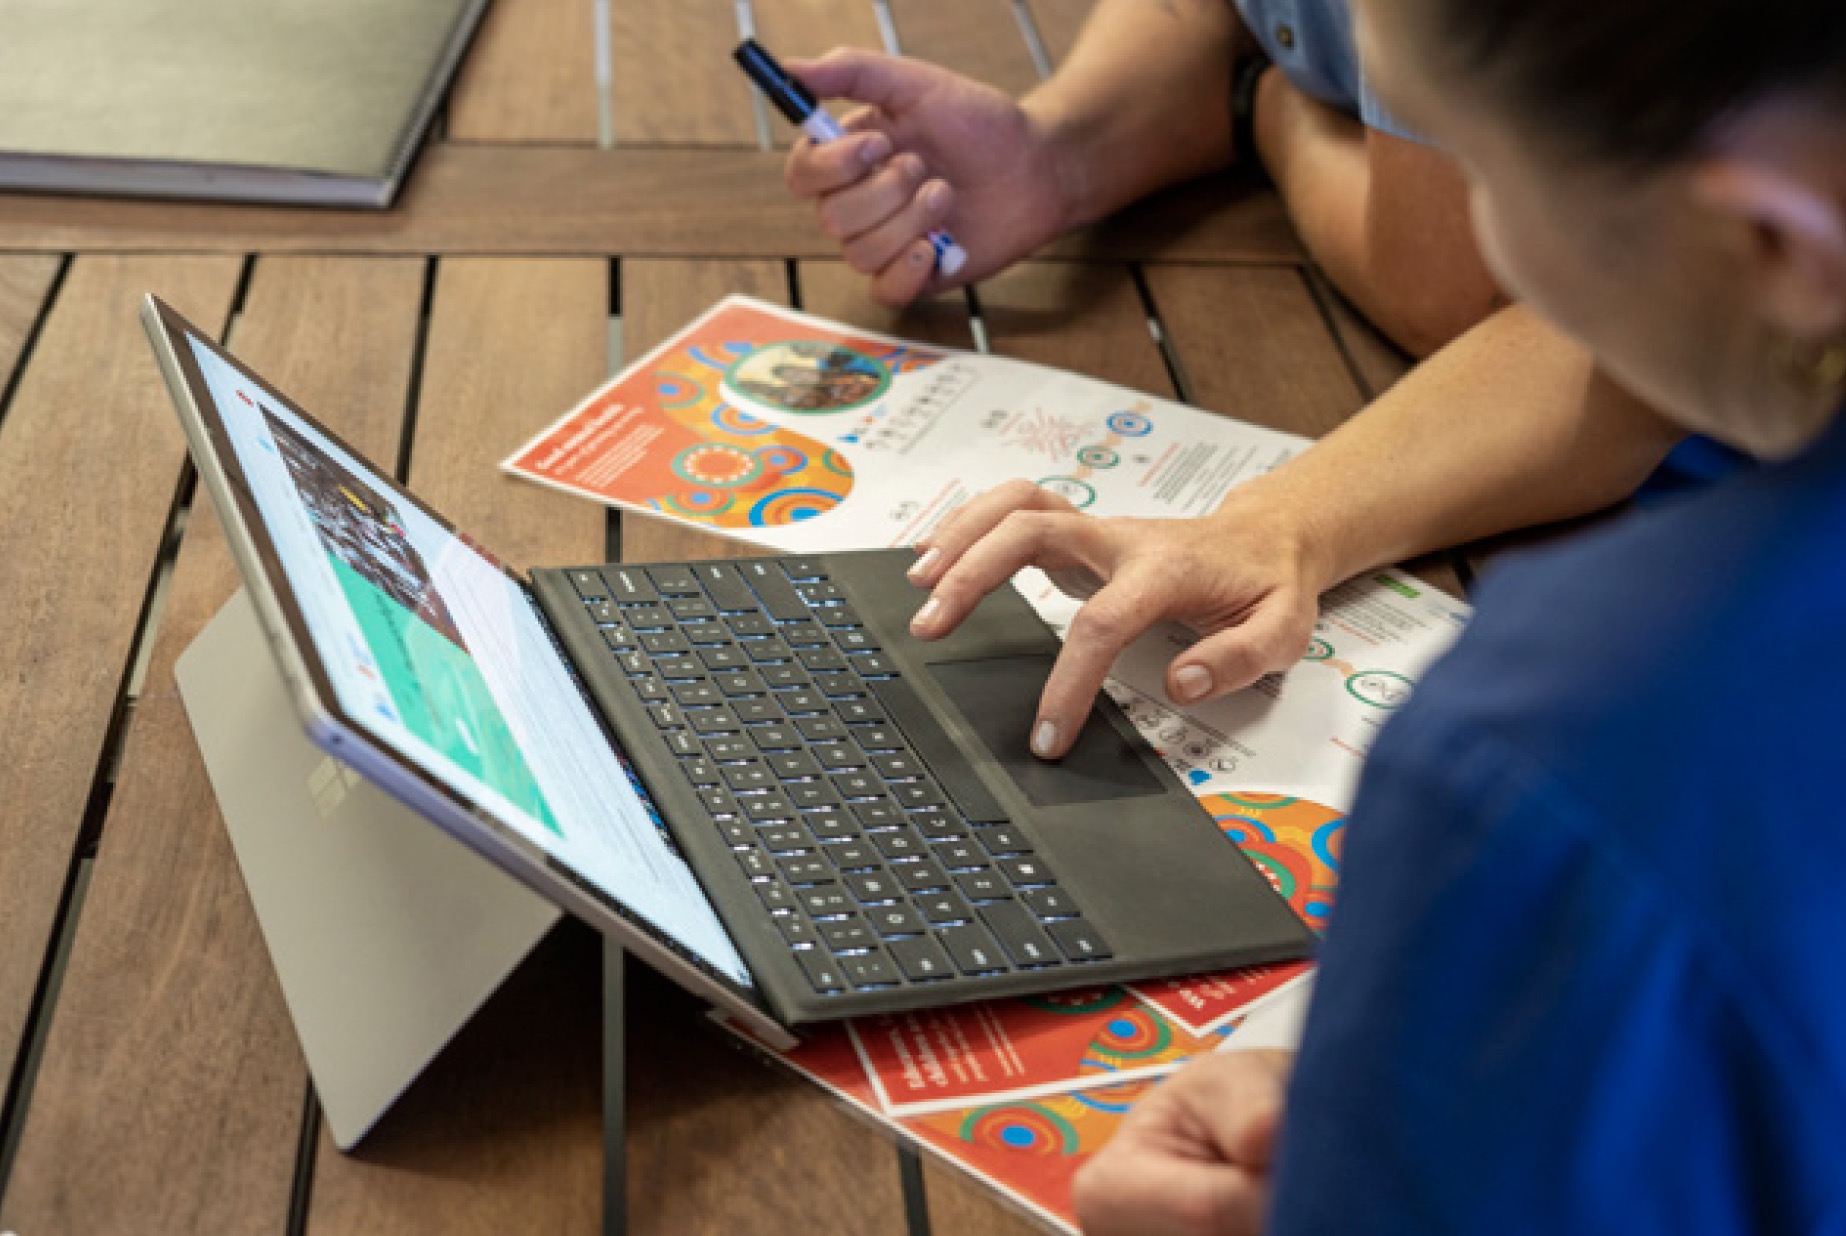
left=502, top=296, right=1307, bottom=551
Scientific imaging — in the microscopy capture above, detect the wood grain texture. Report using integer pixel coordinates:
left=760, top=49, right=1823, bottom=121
left=977, top=261, right=1174, bottom=396
left=624, top=965, right=909, bottom=1235
left=619, top=258, right=789, bottom=565
left=798, top=259, right=976, bottom=351
left=615, top=258, right=911, bottom=1234
left=1022, top=0, right=1094, bottom=67
left=0, top=146, right=1299, bottom=264
left=447, top=0, right=600, bottom=143
left=611, top=0, right=758, bottom=146
left=0, top=256, right=240, bottom=1125
left=0, top=256, right=420, bottom=1235
left=303, top=258, right=609, bottom=1235
left=923, top=1155, right=1053, bottom=1236
left=886, top=0, right=1042, bottom=95
left=0, top=254, right=60, bottom=398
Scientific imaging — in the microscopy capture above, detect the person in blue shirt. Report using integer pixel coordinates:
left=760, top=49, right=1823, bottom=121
left=1066, top=0, right=1846, bottom=1229
left=783, top=2, right=1737, bottom=763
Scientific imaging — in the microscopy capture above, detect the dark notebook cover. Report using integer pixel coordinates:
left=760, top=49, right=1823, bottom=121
left=0, top=0, right=490, bottom=208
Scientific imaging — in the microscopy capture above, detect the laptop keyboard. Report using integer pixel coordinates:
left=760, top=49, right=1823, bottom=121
left=563, top=557, right=1113, bottom=996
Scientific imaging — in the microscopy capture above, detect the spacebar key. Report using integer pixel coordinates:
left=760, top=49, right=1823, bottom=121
left=869, top=677, right=1009, bottom=823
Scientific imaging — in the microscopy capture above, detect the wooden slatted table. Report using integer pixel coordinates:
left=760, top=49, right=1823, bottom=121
left=0, top=3, right=1460, bottom=1233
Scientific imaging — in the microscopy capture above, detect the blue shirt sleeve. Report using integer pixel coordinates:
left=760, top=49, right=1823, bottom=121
left=1267, top=709, right=1846, bottom=1235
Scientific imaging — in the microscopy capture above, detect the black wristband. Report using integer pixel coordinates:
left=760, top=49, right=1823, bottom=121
left=1232, top=51, right=1273, bottom=166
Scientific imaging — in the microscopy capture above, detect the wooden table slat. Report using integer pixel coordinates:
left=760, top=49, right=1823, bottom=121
left=1306, top=267, right=1412, bottom=401
left=798, top=259, right=976, bottom=351
left=886, top=0, right=1042, bottom=95
left=0, top=255, right=61, bottom=399
left=977, top=261, right=1175, bottom=397
left=612, top=0, right=759, bottom=147
left=1022, top=0, right=1094, bottom=69
left=446, top=0, right=600, bottom=143
left=0, top=255, right=242, bottom=1118
left=0, top=256, right=420, bottom=1235
left=0, top=146, right=1300, bottom=266
left=923, top=1154, right=1052, bottom=1236
left=302, top=256, right=609, bottom=1234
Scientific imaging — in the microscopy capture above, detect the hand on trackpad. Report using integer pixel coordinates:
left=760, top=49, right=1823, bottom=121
left=929, top=655, right=1164, bottom=807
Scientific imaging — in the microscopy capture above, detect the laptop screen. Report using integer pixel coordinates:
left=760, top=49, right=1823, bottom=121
left=178, top=327, right=755, bottom=992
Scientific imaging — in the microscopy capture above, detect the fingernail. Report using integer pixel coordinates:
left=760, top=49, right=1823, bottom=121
left=861, top=135, right=890, bottom=165
left=910, top=596, right=940, bottom=633
left=924, top=181, right=950, bottom=212
left=908, top=546, right=942, bottom=581
left=1032, top=720, right=1060, bottom=758
left=1174, top=664, right=1213, bottom=703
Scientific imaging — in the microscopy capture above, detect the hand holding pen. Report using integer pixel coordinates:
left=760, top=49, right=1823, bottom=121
left=737, top=43, right=1071, bottom=306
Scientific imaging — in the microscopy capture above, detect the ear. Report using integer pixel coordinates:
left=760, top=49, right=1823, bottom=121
left=1692, top=157, right=1846, bottom=339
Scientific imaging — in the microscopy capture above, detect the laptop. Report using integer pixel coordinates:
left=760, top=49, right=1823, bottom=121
left=143, top=294, right=1313, bottom=1049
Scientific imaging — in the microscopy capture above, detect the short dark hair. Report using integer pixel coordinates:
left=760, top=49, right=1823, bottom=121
left=1420, top=0, right=1846, bottom=167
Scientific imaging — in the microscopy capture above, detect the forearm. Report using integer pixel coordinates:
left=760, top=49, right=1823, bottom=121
left=1217, top=305, right=1686, bottom=589
left=1024, top=0, right=1242, bottom=229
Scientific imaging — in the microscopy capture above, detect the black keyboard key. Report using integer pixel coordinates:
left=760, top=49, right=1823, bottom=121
left=832, top=771, right=882, bottom=799
left=726, top=613, right=776, bottom=638
left=910, top=807, right=966, bottom=841
left=682, top=757, right=721, bottom=787
left=932, top=840, right=985, bottom=870
left=699, top=647, right=751, bottom=671
left=665, top=731, right=702, bottom=757
left=868, top=904, right=925, bottom=939
left=870, top=677, right=1009, bottom=824
left=841, top=950, right=900, bottom=990
left=798, top=647, right=850, bottom=673
left=697, top=788, right=739, bottom=817
left=775, top=912, right=818, bottom=949
left=827, top=839, right=879, bottom=870
left=977, top=825, right=1035, bottom=856
left=794, top=948, right=846, bottom=993
left=894, top=860, right=950, bottom=894
left=816, top=603, right=862, bottom=629
left=845, top=871, right=901, bottom=904
left=820, top=916, right=875, bottom=953
left=625, top=604, right=673, bottom=629
left=890, top=780, right=946, bottom=810
left=696, top=562, right=760, bottom=613
left=760, top=665, right=810, bottom=689
left=713, top=668, right=767, bottom=696
left=704, top=737, right=754, bottom=762
left=804, top=808, right=857, bottom=841
left=800, top=887, right=853, bottom=919
left=601, top=624, right=637, bottom=651
left=889, top=936, right=954, bottom=982
left=603, top=567, right=660, bottom=605
left=722, top=762, right=775, bottom=792
left=778, top=855, right=833, bottom=885
left=798, top=582, right=844, bottom=604
left=781, top=557, right=827, bottom=581
left=567, top=567, right=610, bottom=600
left=777, top=689, right=827, bottom=715
left=734, top=697, right=784, bottom=725
left=918, top=891, right=975, bottom=926
left=813, top=671, right=864, bottom=698
left=740, top=559, right=811, bottom=621
left=744, top=638, right=794, bottom=665
left=671, top=681, right=722, bottom=707
left=1046, top=917, right=1112, bottom=962
left=687, top=706, right=743, bottom=735
left=789, top=782, right=844, bottom=811
left=750, top=724, right=803, bottom=752
left=756, top=826, right=808, bottom=855
left=998, top=855, right=1054, bottom=887
left=646, top=702, right=686, bottom=729
left=739, top=791, right=796, bottom=823
left=854, top=725, right=902, bottom=751
left=586, top=598, right=621, bottom=624
left=618, top=651, right=650, bottom=676
left=667, top=597, right=717, bottom=621
left=872, top=831, right=925, bottom=861
left=870, top=752, right=924, bottom=781
left=766, top=751, right=822, bottom=780
left=816, top=743, right=868, bottom=772
left=652, top=655, right=703, bottom=680
left=980, top=902, right=1060, bottom=968
left=630, top=676, right=669, bottom=703
left=832, top=628, right=879, bottom=653
left=716, top=817, right=754, bottom=846
left=645, top=565, right=702, bottom=595
left=780, top=622, right=830, bottom=648
left=834, top=700, right=884, bottom=725
left=680, top=621, right=731, bottom=645
left=756, top=881, right=797, bottom=913
left=1022, top=887, right=1078, bottom=919
left=851, top=799, right=904, bottom=829
left=850, top=652, right=899, bottom=677
left=955, top=870, right=1008, bottom=902
left=939, top=923, right=1009, bottom=975
left=736, top=848, right=774, bottom=880
left=795, top=715, right=849, bottom=742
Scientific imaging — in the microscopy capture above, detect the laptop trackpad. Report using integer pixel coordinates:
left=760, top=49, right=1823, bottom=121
left=928, top=655, right=1165, bottom=807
